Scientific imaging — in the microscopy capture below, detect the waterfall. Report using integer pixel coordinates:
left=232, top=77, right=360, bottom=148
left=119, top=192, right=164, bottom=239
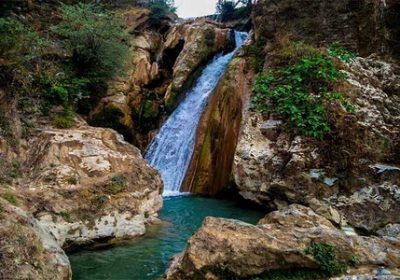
left=145, top=31, right=248, bottom=196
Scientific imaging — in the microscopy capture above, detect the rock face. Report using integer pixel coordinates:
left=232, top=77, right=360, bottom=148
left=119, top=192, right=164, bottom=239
left=253, top=0, right=399, bottom=58
left=233, top=56, right=400, bottom=233
left=165, top=205, right=400, bottom=280
left=0, top=199, right=71, bottom=280
left=181, top=52, right=254, bottom=195
left=163, top=20, right=235, bottom=112
left=9, top=123, right=163, bottom=248
left=94, top=15, right=235, bottom=149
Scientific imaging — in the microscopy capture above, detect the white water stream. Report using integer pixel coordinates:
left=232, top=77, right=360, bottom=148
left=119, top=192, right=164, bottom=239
left=145, top=31, right=248, bottom=196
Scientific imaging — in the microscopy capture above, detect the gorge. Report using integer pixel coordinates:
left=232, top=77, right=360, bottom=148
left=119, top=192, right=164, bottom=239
left=0, top=0, right=399, bottom=280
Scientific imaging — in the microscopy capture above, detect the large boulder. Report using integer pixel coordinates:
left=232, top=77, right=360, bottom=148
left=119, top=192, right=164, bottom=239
left=0, top=199, right=71, bottom=280
left=7, top=123, right=163, bottom=248
left=165, top=205, right=400, bottom=280
left=181, top=53, right=254, bottom=195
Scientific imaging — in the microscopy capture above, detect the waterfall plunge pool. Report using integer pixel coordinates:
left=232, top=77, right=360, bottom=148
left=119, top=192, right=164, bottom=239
left=69, top=195, right=264, bottom=280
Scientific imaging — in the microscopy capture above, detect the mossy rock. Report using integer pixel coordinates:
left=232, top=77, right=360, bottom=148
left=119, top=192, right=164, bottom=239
left=89, top=106, right=133, bottom=142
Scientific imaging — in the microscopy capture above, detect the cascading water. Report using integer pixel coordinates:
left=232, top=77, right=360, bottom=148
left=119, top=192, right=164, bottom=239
left=145, top=31, right=248, bottom=196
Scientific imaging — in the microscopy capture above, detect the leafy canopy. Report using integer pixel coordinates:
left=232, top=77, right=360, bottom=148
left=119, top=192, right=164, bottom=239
left=0, top=17, right=46, bottom=87
left=52, top=2, right=129, bottom=81
left=148, top=0, right=176, bottom=24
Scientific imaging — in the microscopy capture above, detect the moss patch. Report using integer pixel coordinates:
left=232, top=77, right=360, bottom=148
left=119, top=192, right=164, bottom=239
left=304, top=242, right=347, bottom=276
left=1, top=191, right=19, bottom=206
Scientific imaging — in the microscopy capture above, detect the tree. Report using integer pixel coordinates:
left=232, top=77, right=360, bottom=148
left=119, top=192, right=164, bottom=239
left=148, top=0, right=176, bottom=25
left=216, top=0, right=252, bottom=21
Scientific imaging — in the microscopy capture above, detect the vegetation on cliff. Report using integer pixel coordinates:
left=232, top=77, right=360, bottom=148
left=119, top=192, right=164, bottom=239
left=216, top=0, right=252, bottom=22
left=0, top=1, right=131, bottom=140
left=251, top=42, right=355, bottom=138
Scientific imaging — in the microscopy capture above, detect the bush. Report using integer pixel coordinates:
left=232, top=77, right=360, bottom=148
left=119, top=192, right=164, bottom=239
left=216, top=0, right=235, bottom=21
left=50, top=3, right=130, bottom=112
left=0, top=17, right=45, bottom=89
left=1, top=191, right=19, bottom=206
left=304, top=243, right=347, bottom=276
left=53, top=3, right=129, bottom=80
left=51, top=108, right=76, bottom=128
left=216, top=0, right=252, bottom=22
left=328, top=42, right=356, bottom=63
left=252, top=44, right=355, bottom=138
left=148, top=0, right=176, bottom=28
left=106, top=175, right=127, bottom=194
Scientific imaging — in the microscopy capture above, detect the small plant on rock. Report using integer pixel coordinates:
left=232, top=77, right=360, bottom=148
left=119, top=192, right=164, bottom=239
left=252, top=44, right=355, bottom=138
left=328, top=42, right=356, bottom=63
left=106, top=175, right=127, bottom=194
left=304, top=242, right=347, bottom=276
left=1, top=191, right=19, bottom=206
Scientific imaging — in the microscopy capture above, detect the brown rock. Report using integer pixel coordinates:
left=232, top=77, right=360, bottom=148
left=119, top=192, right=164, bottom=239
left=165, top=205, right=400, bottom=280
left=13, top=124, right=163, bottom=247
left=181, top=55, right=254, bottom=195
left=0, top=199, right=71, bottom=280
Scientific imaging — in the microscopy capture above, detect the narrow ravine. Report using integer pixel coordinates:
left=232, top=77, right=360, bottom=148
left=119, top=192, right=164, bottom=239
left=145, top=31, right=248, bottom=196
left=69, top=31, right=254, bottom=280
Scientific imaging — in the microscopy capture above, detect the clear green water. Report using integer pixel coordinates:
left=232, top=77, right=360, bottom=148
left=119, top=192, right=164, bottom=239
left=69, top=196, right=264, bottom=280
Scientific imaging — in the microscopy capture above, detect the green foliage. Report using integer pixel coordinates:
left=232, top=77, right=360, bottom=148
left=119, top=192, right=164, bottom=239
left=40, top=72, right=89, bottom=111
left=0, top=17, right=46, bottom=88
left=52, top=3, right=129, bottom=81
left=47, top=2, right=130, bottom=114
left=328, top=42, right=356, bottom=63
left=1, top=191, right=19, bottom=206
left=216, top=0, right=235, bottom=21
left=216, top=0, right=252, bottom=22
left=252, top=48, right=354, bottom=138
left=51, top=108, right=75, bottom=129
left=148, top=0, right=176, bottom=25
left=350, top=254, right=359, bottom=266
left=304, top=243, right=347, bottom=276
left=106, top=175, right=127, bottom=194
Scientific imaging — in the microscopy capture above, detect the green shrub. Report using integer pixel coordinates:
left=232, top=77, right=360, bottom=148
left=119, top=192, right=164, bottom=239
left=1, top=191, right=19, bottom=206
left=216, top=0, right=235, bottom=21
left=328, top=42, right=356, bottom=63
left=49, top=2, right=130, bottom=113
left=106, top=175, right=127, bottom=194
left=40, top=71, right=89, bottom=110
left=216, top=0, right=252, bottom=22
left=51, top=108, right=75, bottom=129
left=0, top=17, right=45, bottom=88
left=252, top=48, right=354, bottom=138
left=304, top=243, right=347, bottom=276
left=148, top=0, right=176, bottom=25
left=52, top=3, right=129, bottom=81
